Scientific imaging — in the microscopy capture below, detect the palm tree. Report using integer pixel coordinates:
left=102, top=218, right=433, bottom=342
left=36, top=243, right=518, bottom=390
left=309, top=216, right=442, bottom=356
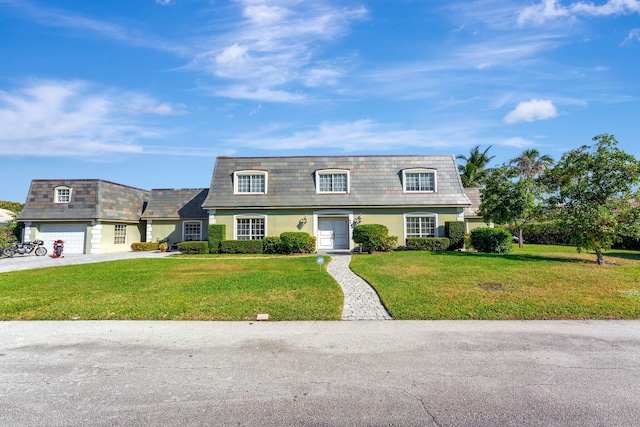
left=509, top=149, right=554, bottom=179
left=456, top=145, right=495, bottom=187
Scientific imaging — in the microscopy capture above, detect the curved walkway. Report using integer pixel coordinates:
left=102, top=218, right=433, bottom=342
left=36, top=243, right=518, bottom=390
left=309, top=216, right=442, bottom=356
left=325, top=254, right=392, bottom=320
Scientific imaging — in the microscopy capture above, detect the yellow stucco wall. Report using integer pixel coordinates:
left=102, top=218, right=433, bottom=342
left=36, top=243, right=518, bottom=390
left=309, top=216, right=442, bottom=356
left=213, top=207, right=463, bottom=245
left=99, top=223, right=143, bottom=253
left=465, top=218, right=491, bottom=233
left=148, top=220, right=208, bottom=244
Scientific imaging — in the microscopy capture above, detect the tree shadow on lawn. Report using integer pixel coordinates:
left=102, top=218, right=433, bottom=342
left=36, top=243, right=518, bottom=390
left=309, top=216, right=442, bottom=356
left=600, top=251, right=640, bottom=262
left=430, top=250, right=594, bottom=265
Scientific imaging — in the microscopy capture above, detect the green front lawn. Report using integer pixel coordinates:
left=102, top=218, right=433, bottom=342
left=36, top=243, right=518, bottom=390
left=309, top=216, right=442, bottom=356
left=0, top=256, right=342, bottom=320
left=350, top=245, right=640, bottom=319
left=2, top=245, right=639, bottom=321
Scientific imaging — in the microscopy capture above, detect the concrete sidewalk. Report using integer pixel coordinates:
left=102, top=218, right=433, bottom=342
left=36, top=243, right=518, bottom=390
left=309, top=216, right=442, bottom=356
left=1, top=320, right=639, bottom=426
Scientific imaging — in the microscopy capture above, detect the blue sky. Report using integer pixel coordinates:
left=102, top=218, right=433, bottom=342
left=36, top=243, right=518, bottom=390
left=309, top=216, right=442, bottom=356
left=1, top=0, right=639, bottom=202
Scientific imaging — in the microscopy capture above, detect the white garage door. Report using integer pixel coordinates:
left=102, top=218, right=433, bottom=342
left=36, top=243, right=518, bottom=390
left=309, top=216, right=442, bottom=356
left=40, top=224, right=87, bottom=254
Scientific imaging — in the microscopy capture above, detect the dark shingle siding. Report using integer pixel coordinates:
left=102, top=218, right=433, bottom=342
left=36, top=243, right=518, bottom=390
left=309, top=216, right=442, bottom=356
left=203, top=155, right=470, bottom=209
left=141, top=188, right=209, bottom=219
left=18, top=179, right=149, bottom=222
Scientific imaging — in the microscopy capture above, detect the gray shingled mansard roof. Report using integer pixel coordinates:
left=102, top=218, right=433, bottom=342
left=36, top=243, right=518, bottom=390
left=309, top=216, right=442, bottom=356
left=18, top=179, right=149, bottom=222
left=463, top=187, right=483, bottom=218
left=141, top=188, right=209, bottom=220
left=203, top=155, right=471, bottom=209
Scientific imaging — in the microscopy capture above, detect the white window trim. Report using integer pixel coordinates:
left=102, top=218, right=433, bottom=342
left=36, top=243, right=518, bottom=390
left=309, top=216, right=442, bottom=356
left=403, top=212, right=439, bottom=241
left=233, top=170, right=268, bottom=195
left=183, top=220, right=203, bottom=241
left=233, top=214, right=267, bottom=240
left=402, top=169, right=437, bottom=193
left=54, top=186, right=72, bottom=203
left=315, top=169, right=350, bottom=194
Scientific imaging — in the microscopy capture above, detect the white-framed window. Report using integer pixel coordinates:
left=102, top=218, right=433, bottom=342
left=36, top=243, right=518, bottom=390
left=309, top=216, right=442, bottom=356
left=55, top=186, right=72, bottom=203
left=234, top=171, right=268, bottom=195
left=316, top=170, right=349, bottom=194
left=405, top=215, right=437, bottom=238
left=114, top=224, right=127, bottom=245
left=235, top=216, right=266, bottom=240
left=183, top=221, right=202, bottom=241
left=402, top=169, right=436, bottom=193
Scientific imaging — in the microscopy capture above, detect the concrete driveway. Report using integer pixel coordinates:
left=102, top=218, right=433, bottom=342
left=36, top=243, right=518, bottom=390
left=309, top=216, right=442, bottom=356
left=1, top=320, right=639, bottom=426
left=0, top=250, right=174, bottom=273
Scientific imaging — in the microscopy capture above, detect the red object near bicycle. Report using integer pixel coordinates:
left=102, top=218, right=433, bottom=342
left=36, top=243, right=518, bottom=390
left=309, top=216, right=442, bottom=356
left=53, top=240, right=64, bottom=258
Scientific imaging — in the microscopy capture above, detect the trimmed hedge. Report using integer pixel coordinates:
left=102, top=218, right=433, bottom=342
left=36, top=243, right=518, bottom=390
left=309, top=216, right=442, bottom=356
left=470, top=228, right=512, bottom=254
left=445, top=221, right=465, bottom=250
left=262, top=233, right=317, bottom=254
left=220, top=239, right=263, bottom=254
left=177, top=241, right=209, bottom=254
left=353, top=224, right=397, bottom=253
left=280, top=232, right=314, bottom=254
left=262, top=236, right=283, bottom=254
left=208, top=224, right=226, bottom=254
left=406, top=237, right=451, bottom=251
left=131, top=242, right=159, bottom=251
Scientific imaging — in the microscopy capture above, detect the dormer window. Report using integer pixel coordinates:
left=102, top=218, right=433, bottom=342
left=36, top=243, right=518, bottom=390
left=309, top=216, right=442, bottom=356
left=316, top=170, right=349, bottom=194
left=403, top=169, right=436, bottom=193
left=55, top=186, right=72, bottom=203
left=234, top=171, right=268, bottom=195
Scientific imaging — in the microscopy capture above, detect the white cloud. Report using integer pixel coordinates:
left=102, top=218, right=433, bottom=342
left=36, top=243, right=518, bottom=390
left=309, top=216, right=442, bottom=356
left=155, top=0, right=173, bottom=4
left=0, top=80, right=181, bottom=157
left=192, top=0, right=367, bottom=101
left=622, top=28, right=640, bottom=44
left=225, top=119, right=499, bottom=152
left=214, top=85, right=306, bottom=103
left=518, top=0, right=640, bottom=26
left=504, top=99, right=558, bottom=124
left=2, top=0, right=187, bottom=54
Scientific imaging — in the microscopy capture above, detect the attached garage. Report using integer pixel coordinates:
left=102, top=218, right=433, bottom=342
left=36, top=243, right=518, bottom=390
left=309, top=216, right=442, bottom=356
left=39, top=224, right=87, bottom=254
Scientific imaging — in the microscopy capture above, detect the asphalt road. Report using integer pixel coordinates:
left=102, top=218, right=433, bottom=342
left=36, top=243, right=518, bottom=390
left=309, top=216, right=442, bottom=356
left=1, top=320, right=639, bottom=426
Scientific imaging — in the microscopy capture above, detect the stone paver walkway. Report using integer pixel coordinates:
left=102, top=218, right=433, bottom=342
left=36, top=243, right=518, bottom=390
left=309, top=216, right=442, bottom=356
left=325, top=254, right=392, bottom=320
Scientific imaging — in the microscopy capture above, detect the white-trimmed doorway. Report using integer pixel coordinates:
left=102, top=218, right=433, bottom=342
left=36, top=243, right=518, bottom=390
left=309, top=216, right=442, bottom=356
left=313, top=210, right=354, bottom=251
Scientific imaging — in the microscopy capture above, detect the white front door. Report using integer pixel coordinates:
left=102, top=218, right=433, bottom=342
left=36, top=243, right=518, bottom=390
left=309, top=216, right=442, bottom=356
left=318, top=218, right=349, bottom=250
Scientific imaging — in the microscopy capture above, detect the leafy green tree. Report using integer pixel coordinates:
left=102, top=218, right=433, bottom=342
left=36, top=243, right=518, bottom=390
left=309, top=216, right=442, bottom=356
left=479, top=165, right=540, bottom=248
left=510, top=149, right=554, bottom=179
left=0, top=201, right=24, bottom=213
left=457, top=145, right=495, bottom=187
left=541, top=134, right=640, bottom=265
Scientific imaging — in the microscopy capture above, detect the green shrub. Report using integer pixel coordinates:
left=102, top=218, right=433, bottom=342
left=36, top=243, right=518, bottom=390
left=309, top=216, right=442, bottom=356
left=470, top=228, right=512, bottom=254
left=406, top=238, right=451, bottom=251
left=506, top=222, right=571, bottom=245
left=308, top=236, right=317, bottom=253
left=614, top=235, right=640, bottom=250
left=220, top=240, right=263, bottom=254
left=131, top=242, right=159, bottom=251
left=177, top=241, right=209, bottom=254
left=0, top=226, right=14, bottom=247
left=353, top=224, right=394, bottom=253
left=464, top=234, right=472, bottom=250
left=445, top=221, right=465, bottom=250
left=280, top=232, right=312, bottom=254
left=262, top=236, right=284, bottom=254
left=208, top=224, right=226, bottom=254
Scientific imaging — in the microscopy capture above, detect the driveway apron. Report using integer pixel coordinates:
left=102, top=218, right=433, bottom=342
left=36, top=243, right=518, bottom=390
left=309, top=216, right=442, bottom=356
left=325, top=254, right=391, bottom=320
